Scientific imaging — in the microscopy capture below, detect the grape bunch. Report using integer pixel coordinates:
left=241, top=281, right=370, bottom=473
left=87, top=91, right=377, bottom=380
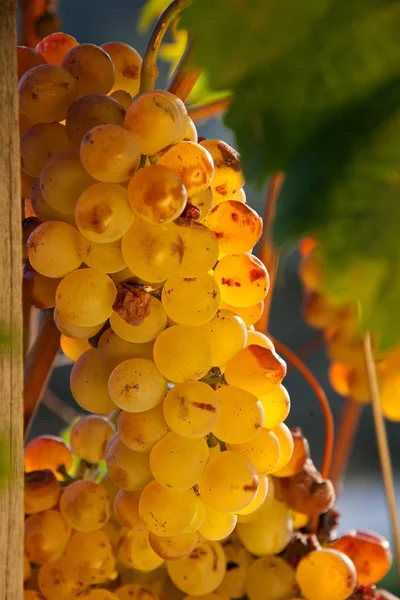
left=20, top=30, right=396, bottom=600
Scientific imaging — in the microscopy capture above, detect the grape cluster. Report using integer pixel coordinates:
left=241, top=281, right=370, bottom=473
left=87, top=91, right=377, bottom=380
left=21, top=31, right=396, bottom=600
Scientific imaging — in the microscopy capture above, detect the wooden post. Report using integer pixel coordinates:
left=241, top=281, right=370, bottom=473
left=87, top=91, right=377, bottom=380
left=0, top=2, right=24, bottom=599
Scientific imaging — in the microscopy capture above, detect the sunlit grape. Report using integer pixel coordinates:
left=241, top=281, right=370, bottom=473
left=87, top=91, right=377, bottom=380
left=110, top=297, right=167, bottom=343
left=167, top=540, right=226, bottom=595
left=62, top=43, right=115, bottom=96
left=271, top=423, right=294, bottom=472
left=163, top=381, right=219, bottom=438
left=214, top=253, right=269, bottom=307
left=195, top=309, right=247, bottom=366
left=139, top=480, right=197, bottom=536
left=191, top=187, right=212, bottom=220
left=36, top=32, right=78, bottom=65
left=24, top=509, right=70, bottom=564
left=219, top=299, right=264, bottom=327
left=118, top=404, right=169, bottom=452
left=260, top=384, right=291, bottom=429
left=60, top=480, right=110, bottom=532
left=65, top=529, right=116, bottom=584
left=177, top=222, right=219, bottom=277
left=108, top=358, right=167, bottom=412
left=296, top=549, right=357, bottom=600
left=24, top=469, right=61, bottom=514
left=38, top=557, right=85, bottom=599
left=105, top=436, right=152, bottom=491
left=66, top=93, right=126, bottom=148
left=54, top=307, right=105, bottom=339
left=70, top=348, right=116, bottom=413
left=245, top=556, right=298, bottom=600
left=224, top=344, right=287, bottom=396
left=118, top=528, right=165, bottom=572
left=227, top=428, right=280, bottom=474
left=207, top=201, right=262, bottom=253
left=159, top=141, right=214, bottom=196
left=20, top=123, right=71, bottom=178
left=70, top=415, right=115, bottom=463
left=199, top=504, right=237, bottom=541
left=148, top=531, right=199, bottom=560
left=78, top=236, right=126, bottom=273
left=110, top=89, right=132, bottom=109
left=27, top=221, right=81, bottom=278
left=80, top=590, right=119, bottom=600
left=235, top=473, right=269, bottom=516
left=24, top=435, right=73, bottom=480
left=162, top=274, right=220, bottom=326
left=246, top=330, right=274, bottom=349
left=102, top=41, right=142, bottom=95
left=97, top=327, right=154, bottom=370
left=212, top=385, right=264, bottom=444
left=184, top=496, right=206, bottom=533
left=114, top=489, right=144, bottom=529
left=200, top=139, right=244, bottom=198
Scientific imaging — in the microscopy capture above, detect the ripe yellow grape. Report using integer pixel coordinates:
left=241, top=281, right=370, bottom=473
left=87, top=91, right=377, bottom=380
left=75, top=183, right=134, bottom=243
left=40, top=150, right=95, bottom=214
left=118, top=404, right=169, bottom=453
left=24, top=469, right=61, bottom=514
left=62, top=43, right=115, bottom=97
left=124, top=90, right=181, bottom=155
left=110, top=297, right=167, bottom=343
left=60, top=334, right=91, bottom=361
left=24, top=435, right=73, bottom=480
left=162, top=274, right=220, bottom=326
left=245, top=556, right=298, bottom=600
left=195, top=309, right=248, bottom=366
left=80, top=590, right=119, bottom=600
left=114, top=489, right=143, bottom=529
left=235, top=473, right=269, bottom=516
left=56, top=268, right=116, bottom=326
left=177, top=222, right=219, bottom=277
left=167, top=540, right=226, bottom=595
left=30, top=182, right=76, bottom=225
left=97, top=327, right=154, bottom=370
left=150, top=432, right=209, bottom=489
left=38, top=557, right=85, bottom=599
left=116, top=585, right=158, bottom=600
left=184, top=117, right=198, bottom=142
left=17, top=45, right=46, bottom=80
left=219, top=300, right=264, bottom=327
left=153, top=325, right=212, bottom=383
left=191, top=187, right=213, bottom=221
left=65, top=530, right=116, bottom=584
left=296, top=549, right=357, bottom=600
left=122, top=219, right=184, bottom=282
left=24, top=509, right=70, bottom=564
left=271, top=423, right=294, bottom=473
left=200, top=139, right=244, bottom=198
left=237, top=491, right=293, bottom=555
left=158, top=89, right=189, bottom=140
left=22, top=261, right=61, bottom=309
left=105, top=436, right=152, bottom=490
left=108, top=358, right=167, bottom=412
left=260, top=384, right=291, bottom=429
left=163, top=381, right=219, bottom=438
left=60, top=480, right=110, bottom=532
left=128, top=164, right=187, bottom=224
left=246, top=330, right=275, bottom=349
left=54, top=307, right=105, bottom=339
left=102, top=42, right=142, bottom=95
left=149, top=531, right=199, bottom=560
left=224, top=344, right=287, bottom=395
left=207, top=201, right=262, bottom=254
left=70, top=415, right=115, bottom=463
left=199, top=504, right=237, bottom=541
left=212, top=385, right=264, bottom=444
left=214, top=253, right=269, bottom=307
left=78, top=236, right=126, bottom=273
left=139, top=480, right=197, bottom=536
left=18, top=64, right=78, bottom=123
left=159, top=141, right=214, bottom=197
left=20, top=123, right=71, bottom=178
left=227, top=428, right=280, bottom=474
left=35, top=32, right=78, bottom=66
left=184, top=496, right=206, bottom=533
left=27, top=221, right=81, bottom=278
left=70, top=348, right=115, bottom=413
left=118, top=528, right=165, bottom=572
left=66, top=93, right=126, bottom=148
left=218, top=543, right=254, bottom=599
left=199, top=451, right=258, bottom=512
left=110, top=89, right=132, bottom=109
left=80, top=124, right=140, bottom=183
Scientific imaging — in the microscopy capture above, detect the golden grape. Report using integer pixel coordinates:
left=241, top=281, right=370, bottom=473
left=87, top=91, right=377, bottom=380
left=159, top=141, right=214, bottom=196
left=245, top=556, right=298, bottom=600
left=24, top=469, right=61, bottom=514
left=148, top=531, right=199, bottom=560
left=163, top=381, right=219, bottom=438
left=36, top=32, right=78, bottom=66
left=139, top=480, right=197, bottom=536
left=224, top=344, right=287, bottom=395
left=214, top=253, right=269, bottom=307
left=200, top=139, right=244, bottom=198
left=113, top=489, right=144, bottom=529
left=105, top=436, right=152, bottom=491
left=62, top=43, right=116, bottom=97
left=227, top=428, right=280, bottom=474
left=66, top=93, right=126, bottom=148
left=70, top=348, right=116, bottom=413
left=60, top=480, right=110, bottom=532
left=195, top=309, right=247, bottom=366
left=167, top=540, right=225, bottom=595
left=24, top=509, right=70, bottom=564
left=212, top=385, right=264, bottom=444
left=17, top=45, right=46, bottom=80
left=101, top=41, right=142, bottom=95
left=207, top=201, right=262, bottom=253
left=97, top=327, right=154, bottom=370
left=177, top=222, right=219, bottom=277
left=296, top=549, right=357, bottom=600
left=110, top=297, right=167, bottom=343
left=70, top=415, right=115, bottom=463
left=118, top=528, right=165, bottom=572
left=199, top=504, right=237, bottom=541
left=20, top=123, right=71, bottom=178
left=118, top=404, right=169, bottom=452
left=162, top=274, right=220, bottom=326
left=108, top=358, right=167, bottom=412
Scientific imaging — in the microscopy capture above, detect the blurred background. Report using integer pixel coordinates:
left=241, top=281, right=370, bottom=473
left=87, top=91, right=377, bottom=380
left=23, top=0, right=400, bottom=592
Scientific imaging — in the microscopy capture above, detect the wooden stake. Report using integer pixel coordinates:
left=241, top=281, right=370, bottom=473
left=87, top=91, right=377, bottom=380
left=0, top=3, right=23, bottom=598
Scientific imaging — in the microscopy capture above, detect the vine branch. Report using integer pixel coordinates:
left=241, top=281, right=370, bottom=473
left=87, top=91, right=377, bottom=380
left=188, top=96, right=232, bottom=122
left=167, top=36, right=202, bottom=101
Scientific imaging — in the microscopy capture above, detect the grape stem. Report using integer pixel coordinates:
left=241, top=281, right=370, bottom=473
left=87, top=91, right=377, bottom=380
left=330, top=397, right=363, bottom=495
left=23, top=309, right=60, bottom=439
left=167, top=36, right=202, bottom=101
left=364, top=332, right=400, bottom=580
left=273, top=338, right=334, bottom=481
left=188, top=96, right=232, bottom=122
left=139, top=0, right=190, bottom=94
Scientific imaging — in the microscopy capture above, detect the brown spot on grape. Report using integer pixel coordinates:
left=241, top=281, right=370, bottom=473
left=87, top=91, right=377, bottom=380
left=217, top=142, right=241, bottom=171
left=210, top=544, right=219, bottom=570
left=82, top=203, right=113, bottom=233
left=113, top=283, right=151, bottom=325
left=122, top=64, right=139, bottom=80
left=231, top=212, right=239, bottom=222
left=189, top=546, right=207, bottom=559
left=249, top=268, right=265, bottom=282
left=243, top=478, right=258, bottom=492
left=221, top=277, right=233, bottom=286
left=192, top=402, right=216, bottom=413
left=215, top=182, right=228, bottom=196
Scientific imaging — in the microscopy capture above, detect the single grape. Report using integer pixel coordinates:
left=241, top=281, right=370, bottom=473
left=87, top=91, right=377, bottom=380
left=20, top=122, right=71, bottom=178
left=166, top=540, right=226, bottom=595
left=70, top=415, right=115, bottom=463
left=62, top=43, right=115, bottom=97
left=218, top=543, right=254, bottom=599
left=124, top=90, right=182, bottom=155
left=17, top=46, right=46, bottom=80
left=24, top=435, right=73, bottom=480
left=105, top=436, right=152, bottom=490
left=114, top=489, right=143, bottom=529
left=273, top=428, right=309, bottom=477
left=24, top=509, right=70, bottom=564
left=162, top=274, right=220, bottom=326
left=38, top=557, right=85, bottom=599
left=235, top=473, right=269, bottom=516
left=110, top=297, right=167, bottom=343
left=245, top=556, right=298, bottom=600
left=121, top=219, right=184, bottom=282
left=212, top=385, right=264, bottom=444
left=40, top=150, right=95, bottom=214
left=159, top=141, right=214, bottom=196
left=36, top=32, right=78, bottom=65
left=246, top=330, right=274, bottom=349
left=70, top=348, right=116, bottom=413
left=80, top=124, right=140, bottom=183
left=60, top=480, right=110, bottom=532
left=199, top=504, right=237, bottom=541
left=224, top=344, right=287, bottom=396
left=158, top=89, right=189, bottom=140
left=214, top=253, right=269, bottom=307
left=65, top=529, right=116, bottom=584
left=190, top=187, right=212, bottom=221
left=24, top=469, right=61, bottom=514
left=22, top=261, right=60, bottom=309
left=227, top=428, right=280, bottom=474
left=199, top=451, right=259, bottom=512
left=219, top=300, right=264, bottom=327
left=108, top=357, right=167, bottom=412
left=271, top=423, right=294, bottom=472
left=207, top=201, right=262, bottom=254
left=116, top=585, right=158, bottom=600
left=110, top=89, right=132, bottom=109
left=128, top=164, right=187, bottom=224
left=97, top=327, right=154, bottom=370
left=30, top=182, right=76, bottom=225
left=101, top=41, right=142, bottom=95
left=195, top=309, right=247, bottom=366
left=19, top=64, right=78, bottom=122
left=153, top=325, right=212, bottom=383
left=66, top=93, right=126, bottom=148
left=139, top=479, right=197, bottom=536
left=260, top=384, right=291, bottom=429
left=200, top=139, right=244, bottom=198
left=296, top=549, right=357, bottom=600
left=56, top=268, right=116, bottom=326
left=60, top=335, right=90, bottom=364
left=177, top=222, right=219, bottom=277
left=149, top=531, right=199, bottom=560
left=118, top=403, right=169, bottom=452
left=78, top=236, right=126, bottom=273
left=163, top=381, right=219, bottom=438
left=27, top=221, right=81, bottom=278
left=54, top=307, right=105, bottom=339
left=184, top=117, right=198, bottom=142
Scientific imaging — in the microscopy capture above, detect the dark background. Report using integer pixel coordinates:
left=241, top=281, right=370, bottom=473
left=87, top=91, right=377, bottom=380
left=26, top=0, right=400, bottom=591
